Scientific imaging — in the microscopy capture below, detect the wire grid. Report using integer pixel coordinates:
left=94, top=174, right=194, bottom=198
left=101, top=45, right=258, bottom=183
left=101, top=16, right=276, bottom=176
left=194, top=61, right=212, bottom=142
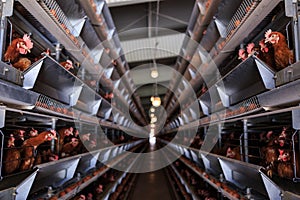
left=39, top=0, right=84, bottom=48
left=35, top=95, right=72, bottom=115
left=226, top=0, right=259, bottom=39
left=199, top=96, right=260, bottom=125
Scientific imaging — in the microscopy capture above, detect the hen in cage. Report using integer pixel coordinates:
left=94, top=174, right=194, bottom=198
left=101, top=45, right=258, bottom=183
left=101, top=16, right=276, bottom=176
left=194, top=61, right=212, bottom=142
left=3, top=134, right=21, bottom=175
left=264, top=29, right=294, bottom=70
left=20, top=130, right=57, bottom=171
left=4, top=34, right=33, bottom=71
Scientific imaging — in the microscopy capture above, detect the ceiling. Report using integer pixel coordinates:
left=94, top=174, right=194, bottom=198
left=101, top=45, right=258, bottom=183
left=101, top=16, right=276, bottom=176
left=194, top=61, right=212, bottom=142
left=106, top=0, right=195, bottom=117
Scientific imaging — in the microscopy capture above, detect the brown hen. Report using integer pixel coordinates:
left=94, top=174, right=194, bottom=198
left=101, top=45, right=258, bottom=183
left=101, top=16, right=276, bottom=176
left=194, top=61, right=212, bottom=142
left=20, top=130, right=57, bottom=171
left=265, top=29, right=294, bottom=70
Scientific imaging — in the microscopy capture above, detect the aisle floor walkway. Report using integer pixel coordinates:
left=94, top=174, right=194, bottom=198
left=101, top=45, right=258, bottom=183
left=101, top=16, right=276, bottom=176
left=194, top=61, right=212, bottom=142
left=129, top=143, right=174, bottom=200
left=130, top=169, right=173, bottom=200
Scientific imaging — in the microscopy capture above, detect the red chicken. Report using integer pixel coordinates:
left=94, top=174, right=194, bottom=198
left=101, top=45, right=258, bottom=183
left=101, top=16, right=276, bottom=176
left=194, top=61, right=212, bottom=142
left=4, top=34, right=33, bottom=71
left=12, top=57, right=32, bottom=71
left=261, top=131, right=278, bottom=177
left=246, top=42, right=257, bottom=57
left=86, top=193, right=93, bottom=200
left=60, top=59, right=74, bottom=70
left=3, top=134, right=21, bottom=175
left=95, top=184, right=104, bottom=194
left=264, top=29, right=294, bottom=70
left=238, top=48, right=247, bottom=61
left=258, top=39, right=275, bottom=68
left=277, top=149, right=293, bottom=179
left=61, top=137, right=79, bottom=157
left=225, top=146, right=241, bottom=160
left=57, top=127, right=74, bottom=152
left=20, top=130, right=57, bottom=171
left=13, top=129, right=26, bottom=147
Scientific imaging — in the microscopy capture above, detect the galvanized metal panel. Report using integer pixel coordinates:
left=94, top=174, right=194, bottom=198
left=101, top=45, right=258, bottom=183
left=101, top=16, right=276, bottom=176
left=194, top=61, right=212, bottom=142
left=200, top=153, right=223, bottom=176
left=23, top=59, right=44, bottom=89
left=0, top=61, right=23, bottom=86
left=15, top=170, right=38, bottom=200
left=218, top=157, right=267, bottom=196
left=260, top=171, right=282, bottom=200
left=76, top=152, right=100, bottom=175
left=276, top=61, right=300, bottom=86
left=31, top=158, right=80, bottom=194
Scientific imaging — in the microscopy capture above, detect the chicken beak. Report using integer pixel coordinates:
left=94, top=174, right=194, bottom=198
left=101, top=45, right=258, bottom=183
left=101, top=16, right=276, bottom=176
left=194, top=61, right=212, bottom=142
left=20, top=43, right=31, bottom=53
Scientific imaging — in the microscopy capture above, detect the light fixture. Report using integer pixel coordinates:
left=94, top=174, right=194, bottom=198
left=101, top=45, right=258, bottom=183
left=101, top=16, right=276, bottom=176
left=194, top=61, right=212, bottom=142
left=151, top=68, right=159, bottom=78
left=152, top=96, right=161, bottom=107
left=150, top=107, right=155, bottom=113
left=149, top=0, right=161, bottom=109
left=149, top=136, right=156, bottom=145
left=150, top=128, right=155, bottom=134
left=150, top=113, right=155, bottom=118
left=151, top=116, right=157, bottom=123
left=150, top=124, right=155, bottom=128
left=149, top=131, right=155, bottom=137
left=150, top=96, right=154, bottom=102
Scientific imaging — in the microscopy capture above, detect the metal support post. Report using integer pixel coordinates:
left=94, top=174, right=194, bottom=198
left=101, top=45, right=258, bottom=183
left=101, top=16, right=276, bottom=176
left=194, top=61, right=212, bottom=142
left=243, top=119, right=249, bottom=163
left=217, top=123, right=222, bottom=149
left=51, top=118, right=57, bottom=153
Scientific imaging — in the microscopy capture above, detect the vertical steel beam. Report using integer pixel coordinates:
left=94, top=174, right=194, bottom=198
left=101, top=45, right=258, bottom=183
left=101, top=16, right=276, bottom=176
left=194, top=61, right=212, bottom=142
left=285, top=0, right=300, bottom=62
left=51, top=118, right=57, bottom=153
left=217, top=123, right=222, bottom=149
left=243, top=119, right=249, bottom=163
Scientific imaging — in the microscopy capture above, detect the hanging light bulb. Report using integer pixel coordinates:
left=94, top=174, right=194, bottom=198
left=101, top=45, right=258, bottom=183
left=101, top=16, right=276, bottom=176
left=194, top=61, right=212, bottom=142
left=150, top=68, right=159, bottom=78
left=152, top=96, right=161, bottom=107
left=150, top=124, right=155, bottom=128
left=150, top=128, right=155, bottom=135
left=150, top=96, right=154, bottom=102
left=151, top=116, right=158, bottom=123
left=150, top=107, right=155, bottom=113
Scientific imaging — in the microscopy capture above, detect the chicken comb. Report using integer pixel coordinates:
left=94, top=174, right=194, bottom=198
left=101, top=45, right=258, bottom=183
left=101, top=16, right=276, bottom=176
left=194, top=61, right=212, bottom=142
left=49, top=129, right=57, bottom=136
left=23, top=34, right=33, bottom=49
left=278, top=149, right=284, bottom=155
left=265, top=29, right=272, bottom=39
left=66, top=59, right=73, bottom=65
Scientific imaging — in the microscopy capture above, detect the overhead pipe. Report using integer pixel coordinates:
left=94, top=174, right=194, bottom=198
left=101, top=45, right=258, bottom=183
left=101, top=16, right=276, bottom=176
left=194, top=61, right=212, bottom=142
left=163, top=46, right=197, bottom=109
left=77, top=0, right=147, bottom=125
left=163, top=0, right=221, bottom=113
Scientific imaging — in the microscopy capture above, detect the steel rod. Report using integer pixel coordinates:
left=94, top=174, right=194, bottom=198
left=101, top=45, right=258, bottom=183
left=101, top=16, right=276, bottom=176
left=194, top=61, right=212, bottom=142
left=243, top=119, right=249, bottom=163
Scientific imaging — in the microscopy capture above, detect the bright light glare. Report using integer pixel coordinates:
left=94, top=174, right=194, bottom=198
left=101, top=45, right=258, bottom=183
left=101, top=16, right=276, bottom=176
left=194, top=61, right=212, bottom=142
left=151, top=69, right=159, bottom=78
left=149, top=136, right=156, bottom=145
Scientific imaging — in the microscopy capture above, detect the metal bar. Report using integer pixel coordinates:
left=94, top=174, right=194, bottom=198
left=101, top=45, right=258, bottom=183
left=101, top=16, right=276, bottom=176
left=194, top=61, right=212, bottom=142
left=148, top=2, right=152, bottom=38
left=51, top=118, right=56, bottom=153
left=240, top=133, right=244, bottom=162
left=0, top=130, right=4, bottom=180
left=55, top=43, right=61, bottom=62
left=0, top=106, right=5, bottom=128
left=243, top=119, right=249, bottom=163
left=293, top=0, right=300, bottom=62
left=0, top=17, right=7, bottom=61
left=218, top=123, right=222, bottom=149
left=292, top=130, right=300, bottom=182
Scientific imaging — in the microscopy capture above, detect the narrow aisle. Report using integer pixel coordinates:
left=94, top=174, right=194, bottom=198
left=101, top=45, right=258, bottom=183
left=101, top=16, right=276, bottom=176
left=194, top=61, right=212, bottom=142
left=130, top=169, right=173, bottom=200
left=129, top=142, right=174, bottom=200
